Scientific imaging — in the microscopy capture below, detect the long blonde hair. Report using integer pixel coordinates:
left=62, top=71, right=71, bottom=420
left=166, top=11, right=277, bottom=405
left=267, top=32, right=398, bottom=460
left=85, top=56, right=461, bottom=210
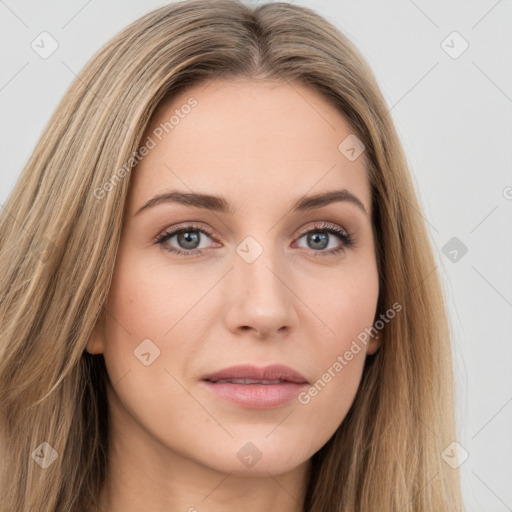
left=0, top=1, right=464, bottom=510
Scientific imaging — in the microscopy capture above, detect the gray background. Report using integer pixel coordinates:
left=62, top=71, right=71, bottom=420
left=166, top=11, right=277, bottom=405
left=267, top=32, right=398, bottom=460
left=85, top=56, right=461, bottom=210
left=1, top=1, right=511, bottom=510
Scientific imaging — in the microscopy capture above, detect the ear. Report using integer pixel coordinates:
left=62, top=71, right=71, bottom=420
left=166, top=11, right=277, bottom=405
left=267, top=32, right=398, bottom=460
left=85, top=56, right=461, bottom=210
left=366, top=333, right=381, bottom=356
left=85, top=308, right=106, bottom=355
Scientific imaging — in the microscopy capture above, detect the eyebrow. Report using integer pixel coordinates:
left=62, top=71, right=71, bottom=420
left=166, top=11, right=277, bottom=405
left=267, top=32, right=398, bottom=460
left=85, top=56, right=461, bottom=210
left=134, top=188, right=368, bottom=217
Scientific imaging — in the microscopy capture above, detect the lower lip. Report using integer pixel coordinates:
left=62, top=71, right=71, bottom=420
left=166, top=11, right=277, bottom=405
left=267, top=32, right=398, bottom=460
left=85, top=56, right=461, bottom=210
left=202, top=380, right=307, bottom=409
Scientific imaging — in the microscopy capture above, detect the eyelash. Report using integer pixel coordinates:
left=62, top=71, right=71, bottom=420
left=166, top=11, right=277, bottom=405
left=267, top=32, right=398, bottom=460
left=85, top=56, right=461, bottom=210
left=154, top=221, right=355, bottom=258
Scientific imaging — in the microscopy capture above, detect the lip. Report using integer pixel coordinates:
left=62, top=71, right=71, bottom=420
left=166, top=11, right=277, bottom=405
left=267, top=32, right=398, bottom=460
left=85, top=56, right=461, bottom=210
left=201, top=364, right=308, bottom=384
left=201, top=364, right=309, bottom=409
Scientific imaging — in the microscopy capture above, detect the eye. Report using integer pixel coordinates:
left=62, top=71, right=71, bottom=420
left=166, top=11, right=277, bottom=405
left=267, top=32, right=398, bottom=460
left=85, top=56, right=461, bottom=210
left=294, top=222, right=355, bottom=256
left=154, top=223, right=218, bottom=257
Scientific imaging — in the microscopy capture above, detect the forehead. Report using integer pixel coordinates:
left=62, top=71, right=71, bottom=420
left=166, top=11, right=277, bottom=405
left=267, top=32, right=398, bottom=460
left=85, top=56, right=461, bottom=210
left=129, top=78, right=371, bottom=216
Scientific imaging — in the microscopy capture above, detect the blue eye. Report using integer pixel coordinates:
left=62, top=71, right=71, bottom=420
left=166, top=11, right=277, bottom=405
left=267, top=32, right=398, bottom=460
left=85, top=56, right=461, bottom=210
left=295, top=222, right=355, bottom=256
left=154, top=223, right=216, bottom=257
left=154, top=222, right=355, bottom=257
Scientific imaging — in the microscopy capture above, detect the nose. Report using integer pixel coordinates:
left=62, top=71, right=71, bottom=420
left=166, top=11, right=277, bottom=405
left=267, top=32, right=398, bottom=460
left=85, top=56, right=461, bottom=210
left=223, top=239, right=299, bottom=339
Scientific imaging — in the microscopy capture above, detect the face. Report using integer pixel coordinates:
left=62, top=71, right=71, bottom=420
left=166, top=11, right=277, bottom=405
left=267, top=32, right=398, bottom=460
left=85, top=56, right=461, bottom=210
left=88, top=77, right=380, bottom=478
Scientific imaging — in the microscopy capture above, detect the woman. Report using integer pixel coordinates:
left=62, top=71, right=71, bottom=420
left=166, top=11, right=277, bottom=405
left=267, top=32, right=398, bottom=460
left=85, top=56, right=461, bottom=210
left=0, top=1, right=465, bottom=510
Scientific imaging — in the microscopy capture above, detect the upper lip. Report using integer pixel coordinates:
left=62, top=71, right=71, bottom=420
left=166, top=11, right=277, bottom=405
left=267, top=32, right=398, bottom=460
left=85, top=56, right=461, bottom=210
left=201, top=364, right=309, bottom=384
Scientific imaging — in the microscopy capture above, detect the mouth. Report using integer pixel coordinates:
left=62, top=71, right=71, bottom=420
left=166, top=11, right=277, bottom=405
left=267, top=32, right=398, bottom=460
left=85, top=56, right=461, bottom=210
left=205, top=378, right=296, bottom=385
left=201, top=363, right=309, bottom=384
left=200, top=364, right=309, bottom=409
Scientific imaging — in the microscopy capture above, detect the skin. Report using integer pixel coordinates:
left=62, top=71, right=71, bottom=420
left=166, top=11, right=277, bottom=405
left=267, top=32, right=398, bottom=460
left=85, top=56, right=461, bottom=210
left=87, top=77, right=380, bottom=512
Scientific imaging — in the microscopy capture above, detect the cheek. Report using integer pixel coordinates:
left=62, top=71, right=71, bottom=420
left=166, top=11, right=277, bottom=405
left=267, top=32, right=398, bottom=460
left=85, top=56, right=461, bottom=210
left=101, top=254, right=167, bottom=381
left=105, top=251, right=195, bottom=339
left=100, top=255, right=200, bottom=434
left=300, top=250, right=379, bottom=347
left=102, top=251, right=213, bottom=384
left=294, top=254, right=379, bottom=432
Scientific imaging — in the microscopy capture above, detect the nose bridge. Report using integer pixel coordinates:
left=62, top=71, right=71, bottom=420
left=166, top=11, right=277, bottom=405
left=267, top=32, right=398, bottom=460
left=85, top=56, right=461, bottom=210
left=234, top=230, right=288, bottom=300
left=222, top=226, right=298, bottom=334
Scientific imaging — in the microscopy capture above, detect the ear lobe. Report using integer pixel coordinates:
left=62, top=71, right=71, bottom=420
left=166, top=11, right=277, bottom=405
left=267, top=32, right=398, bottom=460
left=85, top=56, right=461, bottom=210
left=85, top=308, right=106, bottom=355
left=366, top=333, right=381, bottom=356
